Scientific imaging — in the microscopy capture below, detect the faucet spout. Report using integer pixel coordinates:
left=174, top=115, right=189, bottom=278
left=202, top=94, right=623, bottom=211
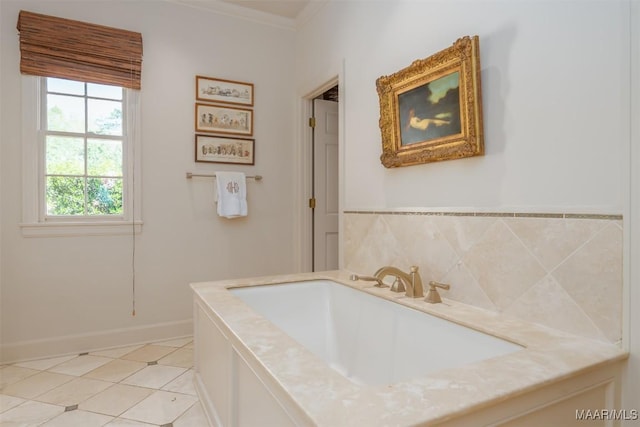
left=374, top=265, right=423, bottom=298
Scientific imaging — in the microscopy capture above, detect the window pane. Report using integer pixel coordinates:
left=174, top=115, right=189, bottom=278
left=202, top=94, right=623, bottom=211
left=46, top=176, right=85, bottom=215
left=87, top=177, right=123, bottom=215
left=88, top=99, right=122, bottom=135
left=87, top=83, right=122, bottom=100
left=47, top=77, right=84, bottom=96
left=47, top=94, right=85, bottom=133
left=41, top=77, right=129, bottom=220
left=87, top=139, right=122, bottom=176
left=46, top=136, right=85, bottom=175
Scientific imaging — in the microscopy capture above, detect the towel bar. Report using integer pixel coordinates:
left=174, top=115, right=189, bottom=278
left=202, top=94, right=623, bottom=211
left=186, top=172, right=263, bottom=181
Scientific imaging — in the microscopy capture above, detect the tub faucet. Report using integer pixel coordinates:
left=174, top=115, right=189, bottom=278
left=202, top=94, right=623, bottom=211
left=374, top=266, right=424, bottom=298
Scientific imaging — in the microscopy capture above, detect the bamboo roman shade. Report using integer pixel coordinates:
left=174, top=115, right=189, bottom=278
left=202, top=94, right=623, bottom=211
left=17, top=10, right=143, bottom=89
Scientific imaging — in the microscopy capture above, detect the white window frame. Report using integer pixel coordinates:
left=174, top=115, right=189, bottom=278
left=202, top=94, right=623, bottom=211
left=20, top=76, right=142, bottom=237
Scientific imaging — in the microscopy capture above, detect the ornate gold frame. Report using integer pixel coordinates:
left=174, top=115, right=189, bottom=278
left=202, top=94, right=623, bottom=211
left=376, top=36, right=484, bottom=168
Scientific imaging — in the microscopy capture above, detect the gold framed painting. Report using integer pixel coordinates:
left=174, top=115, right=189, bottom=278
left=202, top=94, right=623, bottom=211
left=376, top=35, right=484, bottom=168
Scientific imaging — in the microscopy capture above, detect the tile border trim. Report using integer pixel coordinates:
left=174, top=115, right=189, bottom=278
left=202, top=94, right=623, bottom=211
left=343, top=211, right=623, bottom=220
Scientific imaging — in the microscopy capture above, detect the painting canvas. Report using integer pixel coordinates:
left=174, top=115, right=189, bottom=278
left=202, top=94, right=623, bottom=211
left=398, top=71, right=462, bottom=146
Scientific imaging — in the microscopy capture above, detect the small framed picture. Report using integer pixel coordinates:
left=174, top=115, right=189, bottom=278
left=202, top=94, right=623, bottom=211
left=195, top=134, right=255, bottom=165
left=195, top=103, right=253, bottom=136
left=196, top=75, right=254, bottom=106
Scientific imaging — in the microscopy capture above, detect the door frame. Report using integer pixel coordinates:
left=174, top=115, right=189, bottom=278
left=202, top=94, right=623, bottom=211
left=294, top=75, right=342, bottom=273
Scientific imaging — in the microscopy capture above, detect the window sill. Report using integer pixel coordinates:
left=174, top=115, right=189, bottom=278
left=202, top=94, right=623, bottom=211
left=20, top=221, right=143, bottom=238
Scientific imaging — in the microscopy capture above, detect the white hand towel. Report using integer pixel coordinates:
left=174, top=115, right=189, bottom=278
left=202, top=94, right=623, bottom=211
left=215, top=172, right=247, bottom=218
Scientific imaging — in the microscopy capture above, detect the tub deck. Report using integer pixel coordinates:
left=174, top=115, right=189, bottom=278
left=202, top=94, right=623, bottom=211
left=191, top=270, right=627, bottom=426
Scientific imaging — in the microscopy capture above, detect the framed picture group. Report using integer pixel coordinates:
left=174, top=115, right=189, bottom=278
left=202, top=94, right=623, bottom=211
left=194, top=75, right=255, bottom=165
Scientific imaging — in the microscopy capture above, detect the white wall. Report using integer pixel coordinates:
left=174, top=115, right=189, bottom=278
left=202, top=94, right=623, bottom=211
left=0, top=0, right=297, bottom=361
left=296, top=0, right=627, bottom=213
left=625, top=0, right=640, bottom=416
left=0, top=0, right=3, bottom=355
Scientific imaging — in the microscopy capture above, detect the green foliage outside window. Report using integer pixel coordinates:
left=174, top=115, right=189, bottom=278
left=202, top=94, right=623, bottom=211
left=46, top=176, right=123, bottom=215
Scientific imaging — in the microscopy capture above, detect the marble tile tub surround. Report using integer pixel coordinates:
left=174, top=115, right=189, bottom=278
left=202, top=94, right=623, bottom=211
left=343, top=211, right=623, bottom=344
left=192, top=271, right=627, bottom=427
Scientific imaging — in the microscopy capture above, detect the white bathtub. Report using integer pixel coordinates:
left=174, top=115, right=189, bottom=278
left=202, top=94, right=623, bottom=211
left=192, top=271, right=626, bottom=427
left=231, top=280, right=521, bottom=386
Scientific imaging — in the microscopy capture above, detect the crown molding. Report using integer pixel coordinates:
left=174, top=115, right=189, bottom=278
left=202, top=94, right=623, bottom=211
left=168, top=0, right=297, bottom=30
left=295, top=0, right=328, bottom=29
left=168, top=0, right=329, bottom=31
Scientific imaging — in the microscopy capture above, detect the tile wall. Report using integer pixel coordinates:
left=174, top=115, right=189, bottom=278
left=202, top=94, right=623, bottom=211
left=343, top=211, right=623, bottom=345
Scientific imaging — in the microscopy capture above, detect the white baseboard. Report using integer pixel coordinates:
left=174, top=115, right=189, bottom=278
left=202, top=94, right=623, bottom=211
left=0, top=319, right=193, bottom=364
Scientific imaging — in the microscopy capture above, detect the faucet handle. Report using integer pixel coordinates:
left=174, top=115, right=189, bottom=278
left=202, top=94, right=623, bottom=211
left=350, top=273, right=388, bottom=288
left=425, top=281, right=450, bottom=304
left=429, top=280, right=450, bottom=290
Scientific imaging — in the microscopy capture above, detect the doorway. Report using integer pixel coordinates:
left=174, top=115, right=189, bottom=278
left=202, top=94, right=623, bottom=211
left=311, top=86, right=339, bottom=271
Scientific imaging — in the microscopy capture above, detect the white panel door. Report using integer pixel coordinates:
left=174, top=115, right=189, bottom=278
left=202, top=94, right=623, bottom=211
left=313, top=98, right=339, bottom=271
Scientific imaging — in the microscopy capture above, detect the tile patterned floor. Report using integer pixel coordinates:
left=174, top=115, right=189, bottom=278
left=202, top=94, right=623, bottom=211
left=0, top=337, right=209, bottom=426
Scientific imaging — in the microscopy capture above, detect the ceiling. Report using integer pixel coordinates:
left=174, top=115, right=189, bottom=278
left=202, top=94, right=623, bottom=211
left=170, top=0, right=323, bottom=29
left=220, top=0, right=311, bottom=19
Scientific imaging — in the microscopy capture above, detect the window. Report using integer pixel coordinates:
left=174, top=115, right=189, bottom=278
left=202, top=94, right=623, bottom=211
left=20, top=76, right=142, bottom=237
left=44, top=77, right=125, bottom=218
